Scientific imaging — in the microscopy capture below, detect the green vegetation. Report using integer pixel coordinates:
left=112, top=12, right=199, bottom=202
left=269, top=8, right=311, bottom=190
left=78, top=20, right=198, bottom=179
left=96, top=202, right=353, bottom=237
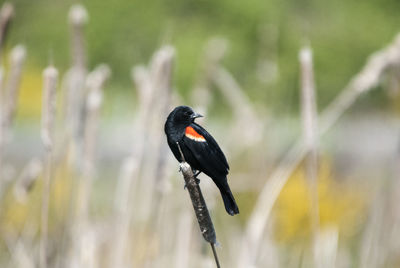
left=6, top=0, right=400, bottom=113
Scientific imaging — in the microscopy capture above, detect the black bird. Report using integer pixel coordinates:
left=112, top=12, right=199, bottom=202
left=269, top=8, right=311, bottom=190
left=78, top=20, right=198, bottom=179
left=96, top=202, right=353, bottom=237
left=164, top=105, right=239, bottom=216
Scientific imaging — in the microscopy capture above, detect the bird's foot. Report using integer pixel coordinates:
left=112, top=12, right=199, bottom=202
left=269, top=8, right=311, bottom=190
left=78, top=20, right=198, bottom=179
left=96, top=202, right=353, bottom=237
left=193, top=170, right=201, bottom=178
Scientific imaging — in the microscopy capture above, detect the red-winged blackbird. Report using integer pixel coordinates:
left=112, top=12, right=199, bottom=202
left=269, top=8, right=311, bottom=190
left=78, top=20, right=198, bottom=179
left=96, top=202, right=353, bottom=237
left=164, top=105, right=239, bottom=216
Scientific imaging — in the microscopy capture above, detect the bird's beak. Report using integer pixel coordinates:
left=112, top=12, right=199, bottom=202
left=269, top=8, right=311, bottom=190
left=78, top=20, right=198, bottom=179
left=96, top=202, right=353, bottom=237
left=191, top=112, right=203, bottom=119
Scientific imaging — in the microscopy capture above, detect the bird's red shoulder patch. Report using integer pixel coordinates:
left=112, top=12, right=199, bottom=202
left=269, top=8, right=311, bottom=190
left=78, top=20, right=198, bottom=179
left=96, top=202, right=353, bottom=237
left=185, top=126, right=206, bottom=142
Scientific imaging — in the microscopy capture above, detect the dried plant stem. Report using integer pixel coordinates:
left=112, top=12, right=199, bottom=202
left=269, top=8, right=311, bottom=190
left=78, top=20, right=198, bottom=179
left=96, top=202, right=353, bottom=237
left=78, top=64, right=110, bottom=219
left=0, top=45, right=25, bottom=194
left=40, top=66, right=58, bottom=268
left=239, top=33, right=400, bottom=267
left=176, top=142, right=220, bottom=267
left=65, top=4, right=88, bottom=145
left=136, top=46, right=174, bottom=221
left=0, top=2, right=14, bottom=62
left=212, top=65, right=263, bottom=149
left=211, top=243, right=221, bottom=268
left=299, top=46, right=321, bottom=264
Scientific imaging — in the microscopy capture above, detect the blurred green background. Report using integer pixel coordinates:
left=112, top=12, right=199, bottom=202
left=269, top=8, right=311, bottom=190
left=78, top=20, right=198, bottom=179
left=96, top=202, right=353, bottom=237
left=5, top=0, right=400, bottom=117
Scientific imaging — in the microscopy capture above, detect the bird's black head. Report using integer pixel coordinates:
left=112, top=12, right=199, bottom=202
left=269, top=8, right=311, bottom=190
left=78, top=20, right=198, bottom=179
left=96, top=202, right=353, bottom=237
left=168, top=106, right=203, bottom=125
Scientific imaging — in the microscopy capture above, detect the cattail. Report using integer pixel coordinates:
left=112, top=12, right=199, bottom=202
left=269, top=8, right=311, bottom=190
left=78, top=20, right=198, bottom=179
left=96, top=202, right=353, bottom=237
left=176, top=142, right=220, bottom=268
left=68, top=4, right=88, bottom=69
left=3, top=44, right=26, bottom=129
left=41, top=66, right=58, bottom=150
left=40, top=65, right=58, bottom=268
left=136, top=46, right=174, bottom=220
left=0, top=2, right=14, bottom=61
left=299, top=46, right=321, bottom=266
left=65, top=4, right=88, bottom=145
left=238, top=33, right=400, bottom=268
left=83, top=64, right=110, bottom=178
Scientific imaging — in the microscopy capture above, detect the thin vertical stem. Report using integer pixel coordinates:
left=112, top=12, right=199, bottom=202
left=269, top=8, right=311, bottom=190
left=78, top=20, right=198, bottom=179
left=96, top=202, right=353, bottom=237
left=211, top=243, right=221, bottom=268
left=299, top=46, right=321, bottom=266
left=39, top=66, right=58, bottom=268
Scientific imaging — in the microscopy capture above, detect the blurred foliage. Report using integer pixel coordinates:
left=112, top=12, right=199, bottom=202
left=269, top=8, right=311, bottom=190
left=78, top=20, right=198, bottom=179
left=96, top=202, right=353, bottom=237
left=274, top=158, right=368, bottom=244
left=3, top=0, right=400, bottom=115
left=0, top=160, right=72, bottom=236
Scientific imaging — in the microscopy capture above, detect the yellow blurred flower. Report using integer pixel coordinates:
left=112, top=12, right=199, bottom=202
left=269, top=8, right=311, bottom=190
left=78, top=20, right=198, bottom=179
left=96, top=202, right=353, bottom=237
left=274, top=159, right=367, bottom=243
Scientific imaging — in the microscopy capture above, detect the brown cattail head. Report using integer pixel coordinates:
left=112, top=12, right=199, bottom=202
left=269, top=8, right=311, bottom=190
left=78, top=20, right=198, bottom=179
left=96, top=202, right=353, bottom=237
left=41, top=66, right=58, bottom=150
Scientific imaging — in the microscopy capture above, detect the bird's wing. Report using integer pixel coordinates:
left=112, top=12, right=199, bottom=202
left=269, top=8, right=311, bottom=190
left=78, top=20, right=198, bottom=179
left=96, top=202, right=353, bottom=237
left=182, top=123, right=229, bottom=178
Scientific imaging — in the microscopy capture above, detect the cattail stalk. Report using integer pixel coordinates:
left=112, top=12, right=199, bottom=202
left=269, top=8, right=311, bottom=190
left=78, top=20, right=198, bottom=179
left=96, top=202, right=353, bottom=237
left=299, top=46, right=321, bottom=265
left=0, top=2, right=14, bottom=62
left=0, top=45, right=25, bottom=187
left=39, top=65, right=58, bottom=268
left=176, top=142, right=220, bottom=268
left=13, top=158, right=43, bottom=203
left=191, top=38, right=229, bottom=117
left=137, top=46, right=174, bottom=220
left=78, top=64, right=110, bottom=217
left=65, top=4, right=88, bottom=144
left=238, top=32, right=400, bottom=267
left=212, top=65, right=263, bottom=149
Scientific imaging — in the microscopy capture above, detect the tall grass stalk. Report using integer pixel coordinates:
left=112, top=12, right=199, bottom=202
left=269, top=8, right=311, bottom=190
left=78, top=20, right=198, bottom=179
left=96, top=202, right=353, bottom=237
left=238, top=33, right=400, bottom=267
left=0, top=2, right=14, bottom=62
left=65, top=4, right=88, bottom=146
left=0, top=44, right=25, bottom=194
left=212, top=65, right=263, bottom=149
left=299, top=47, right=322, bottom=265
left=39, top=65, right=58, bottom=268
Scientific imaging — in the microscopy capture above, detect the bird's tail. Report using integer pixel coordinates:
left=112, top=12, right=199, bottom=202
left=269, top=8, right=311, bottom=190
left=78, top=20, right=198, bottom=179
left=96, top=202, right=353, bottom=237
left=218, top=180, right=239, bottom=216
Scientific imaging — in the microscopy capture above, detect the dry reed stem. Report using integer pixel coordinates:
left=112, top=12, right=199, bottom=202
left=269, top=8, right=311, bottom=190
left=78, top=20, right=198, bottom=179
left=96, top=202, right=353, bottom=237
left=174, top=210, right=193, bottom=268
left=314, top=227, right=339, bottom=268
left=65, top=4, right=88, bottom=146
left=212, top=66, right=263, bottom=148
left=359, top=186, right=386, bottom=268
left=299, top=47, right=321, bottom=265
left=70, top=64, right=110, bottom=268
left=137, top=46, right=174, bottom=220
left=68, top=4, right=88, bottom=69
left=191, top=38, right=228, bottom=117
left=2, top=44, right=26, bottom=132
left=0, top=45, right=25, bottom=190
left=108, top=66, right=153, bottom=268
left=238, top=33, right=400, bottom=267
left=13, top=158, right=43, bottom=203
left=110, top=157, right=139, bottom=268
left=110, top=47, right=174, bottom=266
left=40, top=65, right=58, bottom=268
left=0, top=2, right=14, bottom=62
left=79, top=64, right=110, bottom=214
